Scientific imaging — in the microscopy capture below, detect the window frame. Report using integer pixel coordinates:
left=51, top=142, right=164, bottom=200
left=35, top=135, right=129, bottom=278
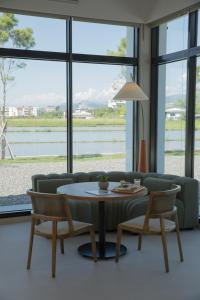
left=0, top=13, right=139, bottom=216
left=150, top=10, right=199, bottom=178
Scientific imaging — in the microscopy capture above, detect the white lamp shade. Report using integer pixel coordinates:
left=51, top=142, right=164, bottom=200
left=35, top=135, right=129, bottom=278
left=113, top=82, right=148, bottom=101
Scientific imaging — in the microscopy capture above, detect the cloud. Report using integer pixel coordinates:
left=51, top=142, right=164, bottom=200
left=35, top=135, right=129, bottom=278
left=9, top=92, right=66, bottom=107
left=74, top=77, right=125, bottom=103
left=74, top=87, right=115, bottom=103
left=5, top=76, right=126, bottom=107
left=166, top=72, right=187, bottom=96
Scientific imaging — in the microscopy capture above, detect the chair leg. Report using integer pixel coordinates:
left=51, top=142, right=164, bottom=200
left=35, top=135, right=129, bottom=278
left=175, top=213, right=184, bottom=262
left=160, top=218, right=169, bottom=273
left=60, top=238, right=64, bottom=254
left=115, top=226, right=122, bottom=262
left=27, top=218, right=35, bottom=270
left=52, top=221, right=57, bottom=278
left=138, top=234, right=142, bottom=251
left=89, top=227, right=97, bottom=262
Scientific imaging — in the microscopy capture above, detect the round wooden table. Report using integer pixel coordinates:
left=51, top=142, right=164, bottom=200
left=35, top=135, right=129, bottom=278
left=57, top=181, right=147, bottom=259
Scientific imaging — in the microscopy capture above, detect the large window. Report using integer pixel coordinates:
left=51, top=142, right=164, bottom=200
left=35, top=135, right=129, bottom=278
left=157, top=61, right=187, bottom=176
left=72, top=63, right=134, bottom=172
left=72, top=21, right=134, bottom=57
left=0, top=13, right=138, bottom=213
left=0, top=13, right=66, bottom=52
left=0, top=59, right=67, bottom=209
left=151, top=11, right=200, bottom=182
left=159, top=15, right=188, bottom=56
left=194, top=57, right=200, bottom=180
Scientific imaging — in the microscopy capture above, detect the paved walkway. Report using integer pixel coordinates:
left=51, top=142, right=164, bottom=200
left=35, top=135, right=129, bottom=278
left=0, top=159, right=125, bottom=205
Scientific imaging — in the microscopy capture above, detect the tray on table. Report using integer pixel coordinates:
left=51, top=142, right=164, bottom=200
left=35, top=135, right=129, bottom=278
left=112, top=184, right=145, bottom=194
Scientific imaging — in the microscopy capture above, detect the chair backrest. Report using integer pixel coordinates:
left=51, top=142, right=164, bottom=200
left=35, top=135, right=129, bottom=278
left=143, top=184, right=181, bottom=230
left=27, top=189, right=74, bottom=231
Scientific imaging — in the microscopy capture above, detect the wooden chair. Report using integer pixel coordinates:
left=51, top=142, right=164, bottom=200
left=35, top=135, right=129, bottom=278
left=116, top=184, right=183, bottom=272
left=27, top=190, right=97, bottom=278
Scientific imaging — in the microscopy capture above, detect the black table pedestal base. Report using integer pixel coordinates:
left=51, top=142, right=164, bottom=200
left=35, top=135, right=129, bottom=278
left=78, top=242, right=127, bottom=259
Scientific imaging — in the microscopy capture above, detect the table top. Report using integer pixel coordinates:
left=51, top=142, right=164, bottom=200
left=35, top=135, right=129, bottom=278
left=57, top=181, right=148, bottom=202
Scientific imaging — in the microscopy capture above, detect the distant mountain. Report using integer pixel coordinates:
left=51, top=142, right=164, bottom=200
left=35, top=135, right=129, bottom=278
left=75, top=100, right=107, bottom=109
left=44, top=95, right=183, bottom=111
left=166, top=94, right=183, bottom=103
left=58, top=100, right=108, bottom=110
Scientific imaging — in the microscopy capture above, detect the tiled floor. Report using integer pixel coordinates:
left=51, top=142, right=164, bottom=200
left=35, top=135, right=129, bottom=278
left=0, top=221, right=200, bottom=300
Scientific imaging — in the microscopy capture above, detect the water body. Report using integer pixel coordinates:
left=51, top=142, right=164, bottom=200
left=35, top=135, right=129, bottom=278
left=5, top=126, right=200, bottom=157
left=6, top=126, right=126, bottom=157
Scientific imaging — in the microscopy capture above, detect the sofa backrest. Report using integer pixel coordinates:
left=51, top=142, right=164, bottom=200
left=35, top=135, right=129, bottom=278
left=32, top=171, right=199, bottom=207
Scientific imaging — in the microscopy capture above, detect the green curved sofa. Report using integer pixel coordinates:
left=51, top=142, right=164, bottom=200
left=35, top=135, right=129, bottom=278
left=31, top=171, right=199, bottom=230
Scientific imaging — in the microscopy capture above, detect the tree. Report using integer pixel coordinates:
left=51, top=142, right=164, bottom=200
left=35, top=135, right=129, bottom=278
left=107, top=37, right=130, bottom=110
left=107, top=38, right=127, bottom=57
left=0, top=13, right=35, bottom=159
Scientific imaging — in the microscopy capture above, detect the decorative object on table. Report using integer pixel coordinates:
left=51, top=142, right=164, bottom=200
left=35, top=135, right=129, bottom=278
left=113, top=81, right=149, bottom=172
left=98, top=175, right=109, bottom=190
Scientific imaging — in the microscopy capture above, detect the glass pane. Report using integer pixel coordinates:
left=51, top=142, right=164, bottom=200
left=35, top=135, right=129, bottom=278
left=72, top=63, right=134, bottom=172
left=159, top=15, right=188, bottom=55
left=197, top=10, right=200, bottom=46
left=0, top=12, right=66, bottom=52
left=194, top=57, right=200, bottom=179
left=72, top=21, right=134, bottom=57
left=157, top=60, right=187, bottom=176
left=0, top=59, right=67, bottom=211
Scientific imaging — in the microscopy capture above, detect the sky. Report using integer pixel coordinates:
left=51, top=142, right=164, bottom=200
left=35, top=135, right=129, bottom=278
left=0, top=12, right=198, bottom=108
left=1, top=14, right=130, bottom=107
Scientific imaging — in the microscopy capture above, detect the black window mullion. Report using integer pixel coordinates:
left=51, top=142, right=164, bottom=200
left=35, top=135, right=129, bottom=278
left=152, top=49, right=188, bottom=65
left=150, top=26, right=159, bottom=172
left=66, top=18, right=73, bottom=173
left=0, top=47, right=68, bottom=61
left=72, top=53, right=137, bottom=66
left=185, top=10, right=198, bottom=177
left=132, top=27, right=140, bottom=172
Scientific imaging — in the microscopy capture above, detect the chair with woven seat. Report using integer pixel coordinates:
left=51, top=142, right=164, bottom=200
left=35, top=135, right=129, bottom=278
left=27, top=190, right=97, bottom=278
left=116, top=184, right=183, bottom=272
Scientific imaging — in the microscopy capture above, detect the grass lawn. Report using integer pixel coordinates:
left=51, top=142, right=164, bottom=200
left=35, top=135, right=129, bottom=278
left=5, top=117, right=200, bottom=130
left=0, top=153, right=125, bottom=164
left=7, top=118, right=125, bottom=127
left=165, top=119, right=200, bottom=130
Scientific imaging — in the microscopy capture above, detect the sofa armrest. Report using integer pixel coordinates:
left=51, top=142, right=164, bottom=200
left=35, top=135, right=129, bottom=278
left=173, top=177, right=199, bottom=228
left=32, top=173, right=73, bottom=192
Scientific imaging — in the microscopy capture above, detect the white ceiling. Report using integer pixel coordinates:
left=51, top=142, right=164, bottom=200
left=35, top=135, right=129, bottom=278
left=0, top=0, right=199, bottom=24
left=145, top=0, right=200, bottom=23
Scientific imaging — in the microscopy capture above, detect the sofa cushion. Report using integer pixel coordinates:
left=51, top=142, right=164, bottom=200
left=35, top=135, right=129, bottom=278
left=73, top=172, right=90, bottom=182
left=143, top=177, right=173, bottom=192
left=37, top=178, right=73, bottom=194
